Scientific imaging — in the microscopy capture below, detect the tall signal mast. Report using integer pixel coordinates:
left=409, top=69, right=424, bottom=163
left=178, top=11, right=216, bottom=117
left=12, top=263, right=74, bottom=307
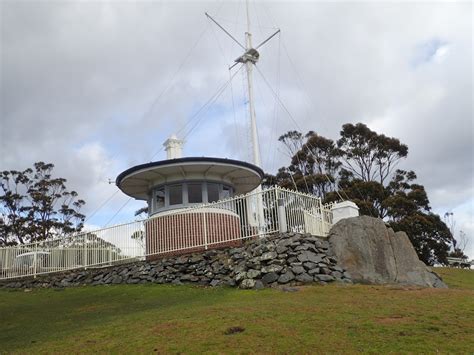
left=206, top=0, right=280, bottom=168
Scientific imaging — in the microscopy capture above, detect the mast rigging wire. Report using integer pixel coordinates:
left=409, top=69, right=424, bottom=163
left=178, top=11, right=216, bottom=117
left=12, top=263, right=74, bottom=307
left=255, top=65, right=379, bottom=213
left=254, top=65, right=346, bottom=202
left=181, top=65, right=243, bottom=141
left=103, top=197, right=133, bottom=227
left=229, top=67, right=240, bottom=154
left=84, top=190, right=121, bottom=224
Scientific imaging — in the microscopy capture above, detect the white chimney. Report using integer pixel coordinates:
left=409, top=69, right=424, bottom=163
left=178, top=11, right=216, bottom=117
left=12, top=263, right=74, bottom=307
left=163, top=134, right=184, bottom=159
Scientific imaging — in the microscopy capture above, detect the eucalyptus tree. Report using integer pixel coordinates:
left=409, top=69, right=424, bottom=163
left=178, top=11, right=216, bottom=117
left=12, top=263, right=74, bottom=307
left=0, top=162, right=85, bottom=245
left=270, top=123, right=453, bottom=265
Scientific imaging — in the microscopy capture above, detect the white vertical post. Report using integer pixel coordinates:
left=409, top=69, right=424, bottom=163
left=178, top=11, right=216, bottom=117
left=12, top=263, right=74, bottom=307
left=83, top=236, right=87, bottom=269
left=243, top=0, right=265, bottom=235
left=202, top=211, right=208, bottom=250
left=277, top=197, right=287, bottom=233
left=33, top=242, right=38, bottom=278
left=4, top=249, right=8, bottom=278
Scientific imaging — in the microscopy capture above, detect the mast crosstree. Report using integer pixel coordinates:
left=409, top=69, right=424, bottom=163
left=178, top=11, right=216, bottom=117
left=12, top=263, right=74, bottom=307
left=205, top=1, right=280, bottom=168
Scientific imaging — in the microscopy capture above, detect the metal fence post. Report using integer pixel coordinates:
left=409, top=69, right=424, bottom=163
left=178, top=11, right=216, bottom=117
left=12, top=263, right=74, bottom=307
left=83, top=236, right=87, bottom=270
left=4, top=249, right=9, bottom=278
left=202, top=211, right=208, bottom=250
left=33, top=242, right=38, bottom=278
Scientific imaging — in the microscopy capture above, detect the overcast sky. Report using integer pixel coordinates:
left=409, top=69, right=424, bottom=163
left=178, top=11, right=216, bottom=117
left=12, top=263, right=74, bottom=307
left=1, top=0, right=472, bottom=257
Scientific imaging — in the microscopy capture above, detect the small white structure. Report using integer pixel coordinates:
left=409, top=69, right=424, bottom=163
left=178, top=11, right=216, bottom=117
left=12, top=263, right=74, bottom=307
left=163, top=134, right=184, bottom=160
left=331, top=201, right=359, bottom=224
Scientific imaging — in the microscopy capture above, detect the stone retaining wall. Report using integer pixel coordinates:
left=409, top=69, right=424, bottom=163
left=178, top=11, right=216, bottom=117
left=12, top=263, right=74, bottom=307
left=0, top=232, right=352, bottom=290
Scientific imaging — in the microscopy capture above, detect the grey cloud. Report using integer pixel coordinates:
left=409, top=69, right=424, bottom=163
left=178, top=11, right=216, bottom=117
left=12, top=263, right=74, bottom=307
left=0, top=1, right=472, bottom=246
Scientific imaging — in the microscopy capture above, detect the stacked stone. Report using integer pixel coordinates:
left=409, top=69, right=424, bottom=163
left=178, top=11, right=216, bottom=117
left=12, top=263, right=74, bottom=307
left=231, top=232, right=352, bottom=289
left=0, top=233, right=352, bottom=290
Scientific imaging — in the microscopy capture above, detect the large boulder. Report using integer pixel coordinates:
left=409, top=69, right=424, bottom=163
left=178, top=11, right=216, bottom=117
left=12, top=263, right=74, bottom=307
left=328, top=216, right=447, bottom=288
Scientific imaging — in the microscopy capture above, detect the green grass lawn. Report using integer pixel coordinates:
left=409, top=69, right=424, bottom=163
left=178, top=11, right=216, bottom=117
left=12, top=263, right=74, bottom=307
left=434, top=266, right=474, bottom=290
left=0, top=268, right=473, bottom=354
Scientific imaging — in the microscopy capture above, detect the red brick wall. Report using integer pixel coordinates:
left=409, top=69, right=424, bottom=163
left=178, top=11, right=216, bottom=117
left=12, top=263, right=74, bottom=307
left=145, top=211, right=242, bottom=259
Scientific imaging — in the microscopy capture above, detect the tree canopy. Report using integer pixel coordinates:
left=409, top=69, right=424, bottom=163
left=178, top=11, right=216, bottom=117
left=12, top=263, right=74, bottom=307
left=268, top=123, right=454, bottom=266
left=0, top=162, right=85, bottom=246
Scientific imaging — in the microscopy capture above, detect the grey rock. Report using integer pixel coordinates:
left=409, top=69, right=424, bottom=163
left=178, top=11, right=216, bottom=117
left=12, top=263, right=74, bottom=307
left=111, top=275, right=123, bottom=284
left=315, top=274, right=335, bottom=282
left=319, top=268, right=331, bottom=275
left=294, top=244, right=309, bottom=251
left=303, top=262, right=318, bottom=270
left=260, top=252, right=278, bottom=261
left=330, top=265, right=344, bottom=272
left=210, top=279, right=221, bottom=287
left=297, top=251, right=323, bottom=264
left=262, top=272, right=279, bottom=284
left=328, top=216, right=447, bottom=288
left=269, top=259, right=286, bottom=266
left=277, top=239, right=292, bottom=248
left=235, top=272, right=247, bottom=282
left=240, top=279, right=256, bottom=289
left=278, top=271, right=295, bottom=284
left=246, top=269, right=261, bottom=279
left=308, top=268, right=320, bottom=275
left=254, top=280, right=265, bottom=290
left=290, top=266, right=305, bottom=275
left=189, top=255, right=204, bottom=263
left=261, top=264, right=283, bottom=274
left=295, top=273, right=313, bottom=283
left=179, top=274, right=195, bottom=282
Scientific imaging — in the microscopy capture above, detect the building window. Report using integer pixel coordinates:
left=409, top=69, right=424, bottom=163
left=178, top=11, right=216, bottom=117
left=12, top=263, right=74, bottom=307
left=207, top=183, right=219, bottom=203
left=222, top=185, right=232, bottom=199
left=188, top=183, right=202, bottom=203
left=169, top=184, right=182, bottom=205
left=156, top=187, right=165, bottom=209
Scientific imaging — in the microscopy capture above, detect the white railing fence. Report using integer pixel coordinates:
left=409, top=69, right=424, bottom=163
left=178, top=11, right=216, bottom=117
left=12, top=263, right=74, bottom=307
left=0, top=221, right=146, bottom=280
left=0, top=186, right=333, bottom=280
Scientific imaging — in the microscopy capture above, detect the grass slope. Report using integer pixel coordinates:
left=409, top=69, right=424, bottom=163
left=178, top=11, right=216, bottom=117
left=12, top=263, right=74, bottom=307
left=434, top=267, right=474, bottom=290
left=0, top=268, right=473, bottom=354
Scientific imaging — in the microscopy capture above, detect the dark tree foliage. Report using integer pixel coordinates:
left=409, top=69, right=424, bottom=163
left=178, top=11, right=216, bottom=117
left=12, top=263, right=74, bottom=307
left=273, top=131, right=340, bottom=199
left=0, top=162, right=85, bottom=245
left=134, top=206, right=148, bottom=217
left=384, top=170, right=431, bottom=219
left=278, top=130, right=305, bottom=158
left=336, top=123, right=408, bottom=184
left=272, top=123, right=453, bottom=265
